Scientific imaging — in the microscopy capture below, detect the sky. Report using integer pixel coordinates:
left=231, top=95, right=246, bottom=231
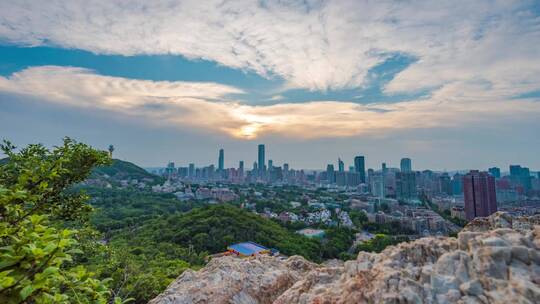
left=1, top=0, right=540, bottom=171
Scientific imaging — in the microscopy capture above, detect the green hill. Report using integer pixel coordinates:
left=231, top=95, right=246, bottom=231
left=114, top=204, right=322, bottom=261
left=91, top=159, right=159, bottom=181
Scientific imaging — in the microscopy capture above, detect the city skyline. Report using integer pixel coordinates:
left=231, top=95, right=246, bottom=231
left=157, top=145, right=538, bottom=175
left=1, top=1, right=540, bottom=169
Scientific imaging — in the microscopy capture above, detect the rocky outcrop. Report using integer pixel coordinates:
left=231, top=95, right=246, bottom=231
left=150, top=212, right=540, bottom=304
left=149, top=255, right=317, bottom=304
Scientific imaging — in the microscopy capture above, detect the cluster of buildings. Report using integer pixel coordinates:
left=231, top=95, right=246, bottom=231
left=159, top=144, right=308, bottom=185
left=153, top=143, right=538, bottom=223
left=349, top=196, right=457, bottom=235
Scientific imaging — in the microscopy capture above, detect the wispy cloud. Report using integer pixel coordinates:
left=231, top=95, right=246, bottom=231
left=1, top=0, right=539, bottom=95
left=2, top=66, right=539, bottom=140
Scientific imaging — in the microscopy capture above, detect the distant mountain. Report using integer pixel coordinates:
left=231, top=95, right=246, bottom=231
left=90, top=159, right=160, bottom=181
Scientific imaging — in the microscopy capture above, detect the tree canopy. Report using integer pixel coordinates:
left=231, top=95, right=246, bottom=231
left=0, top=138, right=122, bottom=303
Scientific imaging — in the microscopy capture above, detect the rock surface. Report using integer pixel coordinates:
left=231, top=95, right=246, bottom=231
left=149, top=255, right=317, bottom=304
left=150, top=212, right=540, bottom=304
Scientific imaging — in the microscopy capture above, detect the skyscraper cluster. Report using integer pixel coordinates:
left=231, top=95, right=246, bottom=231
left=163, top=145, right=540, bottom=222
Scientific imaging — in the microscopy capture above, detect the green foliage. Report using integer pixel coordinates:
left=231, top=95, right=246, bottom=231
left=349, top=210, right=368, bottom=227
left=355, top=234, right=408, bottom=253
left=320, top=227, right=355, bottom=259
left=126, top=204, right=323, bottom=261
left=0, top=138, right=119, bottom=303
left=90, top=159, right=159, bottom=182
left=77, top=187, right=200, bottom=233
left=363, top=221, right=415, bottom=235
left=84, top=242, right=193, bottom=304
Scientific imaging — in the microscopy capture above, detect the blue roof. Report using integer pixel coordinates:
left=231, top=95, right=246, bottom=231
left=228, top=242, right=268, bottom=256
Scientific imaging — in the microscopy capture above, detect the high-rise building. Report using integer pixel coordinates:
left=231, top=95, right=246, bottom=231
left=396, top=171, right=416, bottom=200
left=258, top=144, right=265, bottom=175
left=188, top=163, right=195, bottom=178
left=336, top=171, right=347, bottom=186
left=510, top=165, right=521, bottom=176
left=488, top=167, right=500, bottom=178
left=346, top=172, right=360, bottom=186
left=400, top=158, right=412, bottom=172
left=166, top=162, right=175, bottom=179
left=463, top=170, right=497, bottom=221
left=452, top=173, right=463, bottom=195
left=370, top=172, right=385, bottom=198
left=354, top=156, right=366, bottom=183
left=218, top=149, right=224, bottom=171
left=238, top=161, right=244, bottom=177
left=268, top=160, right=273, bottom=171
left=178, top=167, right=188, bottom=178
left=326, top=164, right=335, bottom=184
left=338, top=158, right=344, bottom=172
left=510, top=165, right=532, bottom=191
left=439, top=173, right=452, bottom=195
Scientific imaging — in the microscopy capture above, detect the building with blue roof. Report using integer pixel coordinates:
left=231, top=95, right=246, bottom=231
left=227, top=241, right=270, bottom=257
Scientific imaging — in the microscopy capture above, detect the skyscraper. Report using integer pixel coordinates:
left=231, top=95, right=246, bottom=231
left=370, top=172, right=385, bottom=198
left=510, top=165, right=532, bottom=191
left=326, top=164, right=335, bottom=184
left=396, top=171, right=416, bottom=200
left=239, top=161, right=244, bottom=177
left=258, top=144, right=265, bottom=175
left=354, top=156, right=366, bottom=183
left=463, top=170, right=497, bottom=221
left=452, top=173, right=463, bottom=195
left=338, top=158, right=344, bottom=172
left=218, top=148, right=224, bottom=171
left=188, top=163, right=195, bottom=178
left=488, top=167, right=501, bottom=178
left=400, top=158, right=412, bottom=172
left=439, top=173, right=452, bottom=195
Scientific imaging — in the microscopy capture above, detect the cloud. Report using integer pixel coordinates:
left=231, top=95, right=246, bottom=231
left=2, top=66, right=539, bottom=141
left=268, top=95, right=285, bottom=101
left=1, top=0, right=539, bottom=95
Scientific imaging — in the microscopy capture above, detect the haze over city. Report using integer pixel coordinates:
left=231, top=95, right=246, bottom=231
left=1, top=1, right=540, bottom=170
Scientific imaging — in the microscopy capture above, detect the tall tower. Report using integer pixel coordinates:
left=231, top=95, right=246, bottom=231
left=463, top=170, right=497, bottom=221
left=354, top=156, right=366, bottom=183
left=218, top=148, right=224, bottom=171
left=188, top=163, right=195, bottom=178
left=338, top=158, right=344, bottom=172
left=258, top=144, right=265, bottom=175
left=327, top=164, right=335, bottom=184
left=108, top=145, right=114, bottom=158
left=400, top=158, right=412, bottom=172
